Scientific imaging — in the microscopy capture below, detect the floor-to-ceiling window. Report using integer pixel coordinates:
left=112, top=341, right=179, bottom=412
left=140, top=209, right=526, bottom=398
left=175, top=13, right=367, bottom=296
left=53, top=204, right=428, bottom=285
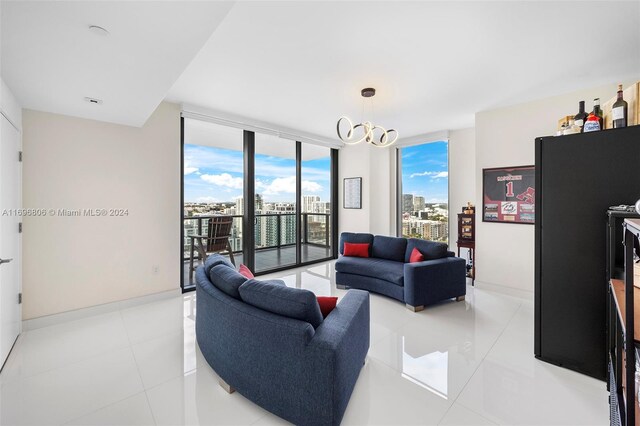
left=398, top=141, right=449, bottom=243
left=182, top=119, right=244, bottom=287
left=181, top=117, right=337, bottom=290
left=301, top=144, right=332, bottom=263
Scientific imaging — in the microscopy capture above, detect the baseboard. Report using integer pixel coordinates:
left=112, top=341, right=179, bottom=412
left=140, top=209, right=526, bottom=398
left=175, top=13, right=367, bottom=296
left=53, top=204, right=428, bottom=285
left=22, top=289, right=181, bottom=331
left=473, top=280, right=533, bottom=300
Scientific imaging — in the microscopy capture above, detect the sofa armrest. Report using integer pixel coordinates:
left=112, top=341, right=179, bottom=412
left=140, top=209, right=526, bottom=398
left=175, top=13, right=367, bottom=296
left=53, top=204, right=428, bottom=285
left=403, top=257, right=466, bottom=307
left=303, top=290, right=370, bottom=424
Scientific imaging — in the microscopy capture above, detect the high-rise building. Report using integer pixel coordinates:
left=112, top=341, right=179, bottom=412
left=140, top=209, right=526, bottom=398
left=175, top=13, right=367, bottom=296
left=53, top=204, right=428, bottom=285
left=402, top=194, right=414, bottom=214
left=302, top=195, right=320, bottom=213
left=234, top=196, right=244, bottom=216
left=413, top=195, right=425, bottom=211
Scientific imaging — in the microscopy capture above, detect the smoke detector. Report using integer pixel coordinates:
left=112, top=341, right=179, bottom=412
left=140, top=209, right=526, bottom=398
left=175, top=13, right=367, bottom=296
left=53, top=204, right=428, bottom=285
left=84, top=97, right=103, bottom=105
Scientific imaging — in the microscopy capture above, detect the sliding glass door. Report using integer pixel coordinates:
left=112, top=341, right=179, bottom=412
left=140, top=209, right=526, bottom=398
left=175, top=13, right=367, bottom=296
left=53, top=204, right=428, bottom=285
left=254, top=134, right=298, bottom=273
left=181, top=117, right=337, bottom=290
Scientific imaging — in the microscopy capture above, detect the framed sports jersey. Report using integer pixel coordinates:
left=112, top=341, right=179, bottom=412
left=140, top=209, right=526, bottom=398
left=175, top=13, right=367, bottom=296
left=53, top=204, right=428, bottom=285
left=482, top=165, right=535, bottom=224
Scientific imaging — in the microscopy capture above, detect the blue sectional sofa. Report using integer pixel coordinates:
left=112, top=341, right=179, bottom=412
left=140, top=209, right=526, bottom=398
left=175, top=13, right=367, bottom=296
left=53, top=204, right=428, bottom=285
left=196, top=254, right=370, bottom=426
left=335, top=233, right=466, bottom=311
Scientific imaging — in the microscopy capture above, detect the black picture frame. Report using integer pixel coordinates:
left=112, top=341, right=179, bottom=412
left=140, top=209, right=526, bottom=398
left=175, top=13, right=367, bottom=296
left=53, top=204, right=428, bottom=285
left=343, top=177, right=362, bottom=209
left=482, top=165, right=535, bottom=224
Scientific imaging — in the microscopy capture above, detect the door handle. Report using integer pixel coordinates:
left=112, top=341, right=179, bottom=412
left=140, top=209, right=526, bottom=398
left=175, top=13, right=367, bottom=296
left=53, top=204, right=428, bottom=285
left=0, top=258, right=13, bottom=265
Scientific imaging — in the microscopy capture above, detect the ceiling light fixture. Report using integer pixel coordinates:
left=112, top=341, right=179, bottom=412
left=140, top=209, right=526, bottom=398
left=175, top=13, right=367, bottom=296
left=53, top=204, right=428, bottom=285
left=336, top=87, right=398, bottom=148
left=88, top=25, right=110, bottom=36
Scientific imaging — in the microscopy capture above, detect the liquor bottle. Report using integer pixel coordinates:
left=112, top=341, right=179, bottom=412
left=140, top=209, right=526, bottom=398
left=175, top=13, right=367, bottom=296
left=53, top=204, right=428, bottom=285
left=583, top=98, right=603, bottom=132
left=612, top=84, right=628, bottom=128
left=573, top=101, right=588, bottom=132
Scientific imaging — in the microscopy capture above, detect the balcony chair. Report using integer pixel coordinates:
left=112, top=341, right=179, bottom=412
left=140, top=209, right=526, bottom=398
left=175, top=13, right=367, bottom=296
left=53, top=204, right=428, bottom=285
left=189, top=215, right=235, bottom=282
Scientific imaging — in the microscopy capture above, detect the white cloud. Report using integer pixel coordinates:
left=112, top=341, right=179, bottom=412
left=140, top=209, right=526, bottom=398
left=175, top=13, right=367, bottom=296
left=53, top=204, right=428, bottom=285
left=257, top=176, right=322, bottom=195
left=302, top=180, right=323, bottom=193
left=184, top=167, right=199, bottom=175
left=410, top=171, right=448, bottom=179
left=200, top=173, right=244, bottom=189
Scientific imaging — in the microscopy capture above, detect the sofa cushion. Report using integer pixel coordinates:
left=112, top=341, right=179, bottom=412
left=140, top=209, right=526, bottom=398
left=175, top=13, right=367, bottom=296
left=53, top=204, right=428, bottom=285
left=339, top=232, right=374, bottom=255
left=335, top=256, right=404, bottom=286
left=372, top=235, right=407, bottom=262
left=203, top=254, right=234, bottom=276
left=409, top=247, right=425, bottom=263
left=404, top=238, right=448, bottom=263
left=238, top=264, right=254, bottom=279
left=238, top=279, right=324, bottom=328
left=317, top=296, right=338, bottom=318
left=344, top=242, right=370, bottom=258
left=209, top=264, right=248, bottom=299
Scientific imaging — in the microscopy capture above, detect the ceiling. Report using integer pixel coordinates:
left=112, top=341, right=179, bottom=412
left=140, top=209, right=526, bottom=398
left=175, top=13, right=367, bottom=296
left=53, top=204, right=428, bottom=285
left=2, top=1, right=639, bottom=138
left=166, top=1, right=640, bottom=139
left=1, top=1, right=234, bottom=126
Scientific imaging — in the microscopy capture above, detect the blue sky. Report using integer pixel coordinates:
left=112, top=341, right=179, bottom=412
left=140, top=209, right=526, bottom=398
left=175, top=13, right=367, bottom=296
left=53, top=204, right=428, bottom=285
left=401, top=141, right=448, bottom=203
left=184, top=141, right=447, bottom=204
left=183, top=144, right=331, bottom=203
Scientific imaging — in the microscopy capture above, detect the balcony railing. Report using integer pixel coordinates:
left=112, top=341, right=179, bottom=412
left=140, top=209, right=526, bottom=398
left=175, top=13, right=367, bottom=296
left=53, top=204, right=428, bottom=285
left=183, top=213, right=330, bottom=260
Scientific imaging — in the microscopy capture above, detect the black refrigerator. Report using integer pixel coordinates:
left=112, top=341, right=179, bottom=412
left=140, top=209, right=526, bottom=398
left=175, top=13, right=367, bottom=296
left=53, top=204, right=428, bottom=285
left=535, top=125, right=640, bottom=381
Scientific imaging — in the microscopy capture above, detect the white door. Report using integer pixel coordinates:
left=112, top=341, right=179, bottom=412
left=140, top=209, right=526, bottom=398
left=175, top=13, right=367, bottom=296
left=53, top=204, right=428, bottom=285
left=0, top=113, right=22, bottom=368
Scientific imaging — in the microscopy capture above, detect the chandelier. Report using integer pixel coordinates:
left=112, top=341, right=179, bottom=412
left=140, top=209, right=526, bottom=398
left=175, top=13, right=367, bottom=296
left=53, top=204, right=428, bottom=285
left=336, top=87, right=399, bottom=148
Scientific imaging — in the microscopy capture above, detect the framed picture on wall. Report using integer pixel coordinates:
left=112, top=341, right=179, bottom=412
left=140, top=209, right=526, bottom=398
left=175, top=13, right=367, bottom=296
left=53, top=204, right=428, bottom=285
left=343, top=177, right=362, bottom=209
left=482, top=165, right=535, bottom=224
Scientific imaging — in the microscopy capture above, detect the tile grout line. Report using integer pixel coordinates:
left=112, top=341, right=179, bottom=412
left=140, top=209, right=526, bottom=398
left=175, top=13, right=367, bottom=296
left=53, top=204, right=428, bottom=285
left=60, top=391, right=152, bottom=426
left=119, top=308, right=159, bottom=426
left=61, top=309, right=156, bottom=426
left=0, top=315, right=133, bottom=386
left=435, top=301, right=524, bottom=425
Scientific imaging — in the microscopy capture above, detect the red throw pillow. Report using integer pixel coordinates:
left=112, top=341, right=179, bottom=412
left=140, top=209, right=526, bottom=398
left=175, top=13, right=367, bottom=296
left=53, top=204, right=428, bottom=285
left=238, top=264, right=254, bottom=279
left=317, top=296, right=338, bottom=318
left=409, top=247, right=425, bottom=263
left=344, top=242, right=370, bottom=258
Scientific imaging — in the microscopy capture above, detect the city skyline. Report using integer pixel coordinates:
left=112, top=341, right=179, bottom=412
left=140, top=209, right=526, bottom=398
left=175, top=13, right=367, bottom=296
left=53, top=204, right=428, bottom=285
left=401, top=141, right=448, bottom=203
left=183, top=144, right=331, bottom=203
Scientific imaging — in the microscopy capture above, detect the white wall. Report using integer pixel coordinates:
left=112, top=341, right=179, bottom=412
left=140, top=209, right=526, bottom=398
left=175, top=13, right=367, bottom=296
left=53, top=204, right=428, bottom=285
left=448, top=127, right=476, bottom=252
left=22, top=102, right=180, bottom=319
left=474, top=81, right=635, bottom=296
left=1, top=79, right=22, bottom=130
left=338, top=142, right=371, bottom=234
left=338, top=142, right=397, bottom=237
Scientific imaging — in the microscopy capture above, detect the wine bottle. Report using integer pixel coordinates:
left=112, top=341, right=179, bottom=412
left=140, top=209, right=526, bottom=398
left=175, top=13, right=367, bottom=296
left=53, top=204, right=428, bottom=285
left=584, top=98, right=603, bottom=133
left=574, top=101, right=588, bottom=132
left=612, top=84, right=628, bottom=128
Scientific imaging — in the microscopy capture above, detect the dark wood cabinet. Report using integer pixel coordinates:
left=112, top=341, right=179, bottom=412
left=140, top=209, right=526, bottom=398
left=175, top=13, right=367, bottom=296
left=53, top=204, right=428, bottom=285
left=457, top=213, right=475, bottom=284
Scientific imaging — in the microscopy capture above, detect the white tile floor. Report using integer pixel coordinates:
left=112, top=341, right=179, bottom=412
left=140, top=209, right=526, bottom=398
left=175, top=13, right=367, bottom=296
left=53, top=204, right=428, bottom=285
left=0, top=260, right=608, bottom=425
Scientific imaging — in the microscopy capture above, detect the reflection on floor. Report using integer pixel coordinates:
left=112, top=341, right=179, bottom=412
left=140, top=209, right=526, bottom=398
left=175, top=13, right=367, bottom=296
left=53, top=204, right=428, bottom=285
left=183, top=244, right=332, bottom=285
left=1, top=260, right=608, bottom=425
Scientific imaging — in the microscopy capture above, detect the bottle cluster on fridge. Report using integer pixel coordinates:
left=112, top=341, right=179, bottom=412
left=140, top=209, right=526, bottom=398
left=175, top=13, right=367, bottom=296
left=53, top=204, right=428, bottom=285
left=557, top=84, right=629, bottom=136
